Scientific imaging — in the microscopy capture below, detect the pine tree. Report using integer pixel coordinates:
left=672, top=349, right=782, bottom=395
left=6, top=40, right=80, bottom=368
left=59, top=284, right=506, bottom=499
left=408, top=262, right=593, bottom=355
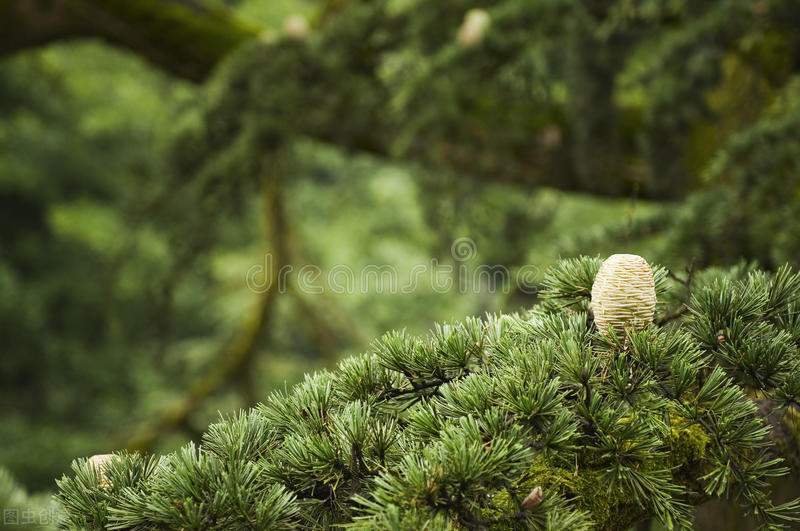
left=55, top=256, right=800, bottom=529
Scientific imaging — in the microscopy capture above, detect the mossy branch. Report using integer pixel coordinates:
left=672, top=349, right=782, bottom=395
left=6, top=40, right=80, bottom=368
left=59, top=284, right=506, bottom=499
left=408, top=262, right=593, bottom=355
left=120, top=160, right=287, bottom=452
left=0, top=0, right=258, bottom=81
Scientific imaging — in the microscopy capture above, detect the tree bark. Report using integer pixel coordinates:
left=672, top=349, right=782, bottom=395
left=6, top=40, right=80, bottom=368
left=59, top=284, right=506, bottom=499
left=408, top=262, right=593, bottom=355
left=0, top=0, right=258, bottom=81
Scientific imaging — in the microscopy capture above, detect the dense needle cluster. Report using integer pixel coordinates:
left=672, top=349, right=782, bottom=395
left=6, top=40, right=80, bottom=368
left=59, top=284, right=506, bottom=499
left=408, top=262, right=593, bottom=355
left=55, top=257, right=800, bottom=529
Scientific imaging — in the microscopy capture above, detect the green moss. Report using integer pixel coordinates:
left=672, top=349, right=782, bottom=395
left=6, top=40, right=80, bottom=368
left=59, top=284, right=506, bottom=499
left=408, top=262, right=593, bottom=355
left=665, top=422, right=711, bottom=498
left=482, top=421, right=713, bottom=530
left=483, top=456, right=644, bottom=530
left=775, top=407, right=800, bottom=471
left=668, top=424, right=709, bottom=467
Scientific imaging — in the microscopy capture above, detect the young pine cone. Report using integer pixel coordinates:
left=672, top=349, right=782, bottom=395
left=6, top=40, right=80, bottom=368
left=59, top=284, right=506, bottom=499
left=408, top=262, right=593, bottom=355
left=87, top=454, right=116, bottom=488
left=591, top=254, right=656, bottom=336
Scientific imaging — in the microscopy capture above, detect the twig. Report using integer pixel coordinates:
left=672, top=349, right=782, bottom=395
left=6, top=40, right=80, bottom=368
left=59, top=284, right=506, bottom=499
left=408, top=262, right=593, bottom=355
left=657, top=259, right=695, bottom=325
left=380, top=373, right=464, bottom=400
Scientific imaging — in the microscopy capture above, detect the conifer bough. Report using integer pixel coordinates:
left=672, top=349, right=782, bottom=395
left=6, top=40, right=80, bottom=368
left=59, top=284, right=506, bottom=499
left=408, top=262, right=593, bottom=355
left=56, top=257, right=800, bottom=530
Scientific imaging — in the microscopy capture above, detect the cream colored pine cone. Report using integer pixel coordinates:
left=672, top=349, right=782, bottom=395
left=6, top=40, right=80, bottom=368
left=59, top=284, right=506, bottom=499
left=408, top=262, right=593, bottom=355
left=87, top=454, right=116, bottom=488
left=591, top=254, right=656, bottom=336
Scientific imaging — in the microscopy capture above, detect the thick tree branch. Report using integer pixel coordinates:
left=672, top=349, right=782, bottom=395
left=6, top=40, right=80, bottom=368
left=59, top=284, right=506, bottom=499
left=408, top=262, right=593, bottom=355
left=1, top=2, right=690, bottom=200
left=0, top=0, right=258, bottom=81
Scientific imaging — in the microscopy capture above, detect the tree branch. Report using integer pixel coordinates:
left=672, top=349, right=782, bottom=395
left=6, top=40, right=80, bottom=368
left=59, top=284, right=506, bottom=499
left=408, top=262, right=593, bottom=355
left=0, top=0, right=258, bottom=82
left=119, top=157, right=286, bottom=451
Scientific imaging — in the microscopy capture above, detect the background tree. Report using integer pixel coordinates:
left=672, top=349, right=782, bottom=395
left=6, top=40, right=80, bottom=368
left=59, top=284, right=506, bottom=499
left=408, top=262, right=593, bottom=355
left=1, top=2, right=800, bottom=530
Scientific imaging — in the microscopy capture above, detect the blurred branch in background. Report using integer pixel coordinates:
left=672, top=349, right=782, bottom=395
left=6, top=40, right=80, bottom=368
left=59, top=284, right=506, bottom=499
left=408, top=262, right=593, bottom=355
left=0, top=0, right=258, bottom=81
left=284, top=221, right=373, bottom=358
left=8, top=0, right=787, bottom=201
left=121, top=157, right=286, bottom=452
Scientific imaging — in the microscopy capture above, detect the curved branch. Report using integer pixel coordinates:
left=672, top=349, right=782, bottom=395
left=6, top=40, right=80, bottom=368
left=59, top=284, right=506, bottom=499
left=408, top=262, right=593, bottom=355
left=0, top=0, right=258, bottom=81
left=120, top=158, right=286, bottom=452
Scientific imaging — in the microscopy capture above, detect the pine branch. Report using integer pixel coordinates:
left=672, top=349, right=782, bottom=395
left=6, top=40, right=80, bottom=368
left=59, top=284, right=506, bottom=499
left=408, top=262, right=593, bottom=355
left=56, top=257, right=800, bottom=530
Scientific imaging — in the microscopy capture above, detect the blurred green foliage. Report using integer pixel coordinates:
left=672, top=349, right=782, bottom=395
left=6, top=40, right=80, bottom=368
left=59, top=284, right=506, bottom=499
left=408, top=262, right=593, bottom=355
left=0, top=6, right=799, bottom=525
